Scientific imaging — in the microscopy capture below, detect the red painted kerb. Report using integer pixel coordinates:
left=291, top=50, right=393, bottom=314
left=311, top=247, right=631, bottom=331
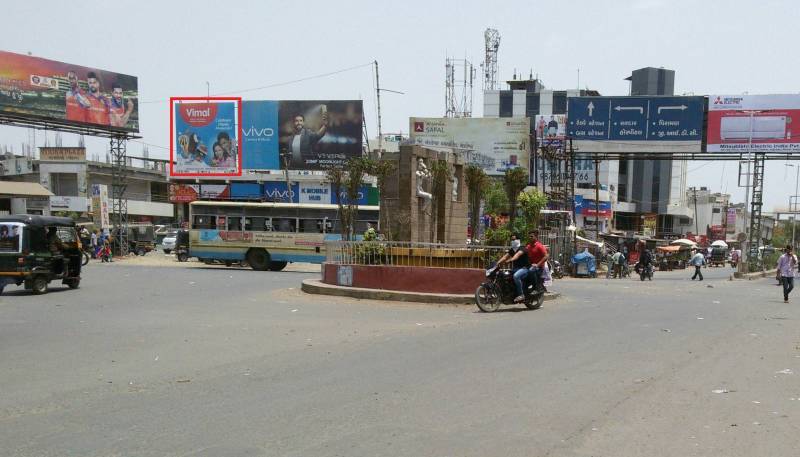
left=322, top=263, right=484, bottom=295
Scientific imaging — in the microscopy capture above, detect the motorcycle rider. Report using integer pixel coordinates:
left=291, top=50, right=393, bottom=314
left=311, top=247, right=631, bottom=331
left=495, top=233, right=531, bottom=303
left=526, top=229, right=549, bottom=292
left=637, top=242, right=653, bottom=276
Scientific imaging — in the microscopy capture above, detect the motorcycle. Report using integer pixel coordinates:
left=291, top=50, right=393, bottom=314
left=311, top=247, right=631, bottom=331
left=634, top=262, right=654, bottom=281
left=548, top=258, right=564, bottom=279
left=475, top=263, right=545, bottom=312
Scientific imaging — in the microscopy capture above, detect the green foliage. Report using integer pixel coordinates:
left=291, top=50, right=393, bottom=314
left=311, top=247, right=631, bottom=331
left=484, top=180, right=509, bottom=215
left=325, top=157, right=376, bottom=241
left=503, top=167, right=528, bottom=225
left=485, top=226, right=512, bottom=247
left=465, top=164, right=489, bottom=241
left=354, top=240, right=385, bottom=265
left=369, top=159, right=396, bottom=240
left=428, top=159, right=453, bottom=243
left=518, top=188, right=548, bottom=229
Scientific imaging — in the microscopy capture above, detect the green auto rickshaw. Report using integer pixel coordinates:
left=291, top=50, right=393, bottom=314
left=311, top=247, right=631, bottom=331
left=0, top=215, right=83, bottom=295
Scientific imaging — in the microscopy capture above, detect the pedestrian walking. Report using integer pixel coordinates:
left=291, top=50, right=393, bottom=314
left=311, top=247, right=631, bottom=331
left=777, top=245, right=797, bottom=303
left=612, top=250, right=625, bottom=279
left=690, top=248, right=705, bottom=281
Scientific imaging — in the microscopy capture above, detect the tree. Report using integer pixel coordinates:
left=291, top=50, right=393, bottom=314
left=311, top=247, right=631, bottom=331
left=325, top=157, right=374, bottom=241
left=503, top=167, right=528, bottom=226
left=428, top=159, right=453, bottom=243
left=369, top=160, right=396, bottom=240
left=465, top=164, right=489, bottom=242
left=518, top=188, right=548, bottom=230
left=483, top=180, right=508, bottom=216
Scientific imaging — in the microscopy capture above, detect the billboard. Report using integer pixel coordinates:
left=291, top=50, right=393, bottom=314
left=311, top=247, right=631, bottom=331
left=172, top=101, right=240, bottom=176
left=277, top=100, right=363, bottom=170
left=534, top=114, right=566, bottom=147
left=707, top=94, right=800, bottom=153
left=409, top=117, right=530, bottom=176
left=567, top=96, right=704, bottom=153
left=0, top=50, right=138, bottom=132
left=40, top=147, right=86, bottom=162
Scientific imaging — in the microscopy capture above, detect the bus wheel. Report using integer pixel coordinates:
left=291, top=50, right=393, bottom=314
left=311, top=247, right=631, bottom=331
left=246, top=249, right=271, bottom=271
left=269, top=261, right=288, bottom=272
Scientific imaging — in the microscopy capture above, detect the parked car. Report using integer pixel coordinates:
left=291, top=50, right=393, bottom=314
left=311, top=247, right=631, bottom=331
left=162, top=231, right=178, bottom=254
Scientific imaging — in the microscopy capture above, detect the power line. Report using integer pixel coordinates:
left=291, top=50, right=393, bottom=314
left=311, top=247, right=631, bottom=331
left=138, top=62, right=374, bottom=104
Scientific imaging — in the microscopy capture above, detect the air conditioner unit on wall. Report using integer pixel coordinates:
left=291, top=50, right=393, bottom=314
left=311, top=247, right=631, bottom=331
left=720, top=115, right=787, bottom=140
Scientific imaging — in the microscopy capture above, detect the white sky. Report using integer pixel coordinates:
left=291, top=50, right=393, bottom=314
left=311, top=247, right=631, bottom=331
left=2, top=0, right=799, bottom=211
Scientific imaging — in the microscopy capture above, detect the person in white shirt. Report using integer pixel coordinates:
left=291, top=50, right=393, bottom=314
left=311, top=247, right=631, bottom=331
left=690, top=248, right=705, bottom=281
left=777, top=245, right=797, bottom=303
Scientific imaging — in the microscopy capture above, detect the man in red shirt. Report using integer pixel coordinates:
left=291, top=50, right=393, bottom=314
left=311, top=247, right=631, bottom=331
left=526, top=229, right=549, bottom=291
left=84, top=71, right=110, bottom=126
left=64, top=70, right=89, bottom=123
left=109, top=83, right=134, bottom=128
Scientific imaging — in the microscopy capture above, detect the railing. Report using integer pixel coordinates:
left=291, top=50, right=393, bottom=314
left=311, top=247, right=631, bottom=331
left=325, top=240, right=507, bottom=269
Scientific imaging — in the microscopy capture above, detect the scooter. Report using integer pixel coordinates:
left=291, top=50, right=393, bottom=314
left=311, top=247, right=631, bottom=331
left=548, top=258, right=564, bottom=279
left=475, top=263, right=545, bottom=313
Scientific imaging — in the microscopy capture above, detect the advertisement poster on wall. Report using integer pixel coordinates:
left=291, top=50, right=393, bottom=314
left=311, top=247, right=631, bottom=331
left=173, top=102, right=239, bottom=176
left=0, top=50, right=138, bottom=132
left=707, top=94, right=800, bottom=153
left=409, top=117, right=530, bottom=176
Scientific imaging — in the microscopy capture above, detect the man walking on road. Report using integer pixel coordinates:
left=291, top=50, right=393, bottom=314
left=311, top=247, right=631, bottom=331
left=690, top=248, right=705, bottom=281
left=777, top=245, right=797, bottom=303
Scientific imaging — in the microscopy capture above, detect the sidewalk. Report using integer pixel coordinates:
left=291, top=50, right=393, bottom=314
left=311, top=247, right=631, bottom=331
left=302, top=278, right=561, bottom=305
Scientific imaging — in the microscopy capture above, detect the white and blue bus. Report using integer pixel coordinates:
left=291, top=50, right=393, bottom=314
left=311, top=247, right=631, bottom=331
left=188, top=201, right=379, bottom=271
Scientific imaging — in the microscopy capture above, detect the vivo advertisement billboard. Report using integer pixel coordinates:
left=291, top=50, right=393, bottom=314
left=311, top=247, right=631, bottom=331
left=0, top=50, right=139, bottom=132
left=240, top=100, right=363, bottom=172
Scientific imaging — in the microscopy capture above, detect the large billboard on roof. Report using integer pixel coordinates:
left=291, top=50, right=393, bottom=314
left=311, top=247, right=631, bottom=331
left=0, top=50, right=138, bottom=133
left=707, top=94, right=800, bottom=153
left=409, top=117, right=530, bottom=176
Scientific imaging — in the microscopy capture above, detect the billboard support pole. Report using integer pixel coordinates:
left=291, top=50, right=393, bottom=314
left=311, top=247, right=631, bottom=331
left=110, top=135, right=128, bottom=256
left=594, top=158, right=600, bottom=241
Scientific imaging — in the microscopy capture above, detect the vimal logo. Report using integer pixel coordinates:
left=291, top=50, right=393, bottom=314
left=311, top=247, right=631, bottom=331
left=178, top=103, right=218, bottom=127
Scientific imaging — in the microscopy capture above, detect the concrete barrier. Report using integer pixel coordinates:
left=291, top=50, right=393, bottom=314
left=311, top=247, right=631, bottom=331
left=321, top=262, right=484, bottom=294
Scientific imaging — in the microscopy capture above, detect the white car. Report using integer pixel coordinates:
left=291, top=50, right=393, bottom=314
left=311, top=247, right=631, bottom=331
left=162, top=231, right=178, bottom=254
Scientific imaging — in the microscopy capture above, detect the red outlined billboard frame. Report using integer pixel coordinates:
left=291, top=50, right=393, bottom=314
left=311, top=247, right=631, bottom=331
left=170, top=96, right=242, bottom=177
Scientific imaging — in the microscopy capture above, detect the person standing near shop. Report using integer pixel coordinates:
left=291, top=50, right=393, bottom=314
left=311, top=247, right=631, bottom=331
left=777, top=245, right=797, bottom=303
left=690, top=248, right=705, bottom=281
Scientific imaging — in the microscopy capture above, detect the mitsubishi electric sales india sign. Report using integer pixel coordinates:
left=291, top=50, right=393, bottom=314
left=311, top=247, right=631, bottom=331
left=707, top=94, right=800, bottom=153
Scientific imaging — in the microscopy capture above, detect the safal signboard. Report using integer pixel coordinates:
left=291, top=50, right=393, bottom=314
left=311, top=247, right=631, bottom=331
left=707, top=94, right=800, bottom=153
left=409, top=117, right=530, bottom=176
left=567, top=96, right=704, bottom=153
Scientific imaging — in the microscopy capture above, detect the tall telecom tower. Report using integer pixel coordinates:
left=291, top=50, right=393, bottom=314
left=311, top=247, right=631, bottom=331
left=445, top=57, right=476, bottom=118
left=482, top=28, right=501, bottom=91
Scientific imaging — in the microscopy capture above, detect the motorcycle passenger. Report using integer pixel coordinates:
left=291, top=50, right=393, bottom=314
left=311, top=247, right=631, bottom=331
left=495, top=233, right=531, bottom=303
left=526, top=229, right=549, bottom=292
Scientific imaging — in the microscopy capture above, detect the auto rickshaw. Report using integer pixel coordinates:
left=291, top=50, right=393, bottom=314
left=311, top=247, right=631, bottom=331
left=0, top=215, right=83, bottom=295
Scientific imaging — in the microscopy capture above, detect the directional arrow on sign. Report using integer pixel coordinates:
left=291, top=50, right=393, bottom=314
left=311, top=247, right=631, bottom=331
left=657, top=105, right=688, bottom=114
left=614, top=106, right=644, bottom=114
left=587, top=102, right=594, bottom=117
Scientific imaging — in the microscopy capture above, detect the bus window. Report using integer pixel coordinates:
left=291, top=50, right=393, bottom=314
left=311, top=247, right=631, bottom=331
left=273, top=218, right=296, bottom=233
left=193, top=215, right=216, bottom=229
left=299, top=219, right=324, bottom=233
left=245, top=217, right=268, bottom=231
left=227, top=217, right=243, bottom=231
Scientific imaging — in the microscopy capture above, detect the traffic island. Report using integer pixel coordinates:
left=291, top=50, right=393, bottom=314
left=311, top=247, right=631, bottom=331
left=301, top=278, right=561, bottom=305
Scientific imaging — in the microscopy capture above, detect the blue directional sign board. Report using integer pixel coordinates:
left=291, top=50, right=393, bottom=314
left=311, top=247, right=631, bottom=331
left=567, top=96, right=704, bottom=142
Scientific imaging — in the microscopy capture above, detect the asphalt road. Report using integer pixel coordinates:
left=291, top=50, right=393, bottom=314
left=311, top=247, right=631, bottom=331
left=1, top=261, right=798, bottom=456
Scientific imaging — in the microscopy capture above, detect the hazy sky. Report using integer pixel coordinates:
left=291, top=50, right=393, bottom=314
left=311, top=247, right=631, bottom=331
left=2, top=0, right=799, bottom=211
